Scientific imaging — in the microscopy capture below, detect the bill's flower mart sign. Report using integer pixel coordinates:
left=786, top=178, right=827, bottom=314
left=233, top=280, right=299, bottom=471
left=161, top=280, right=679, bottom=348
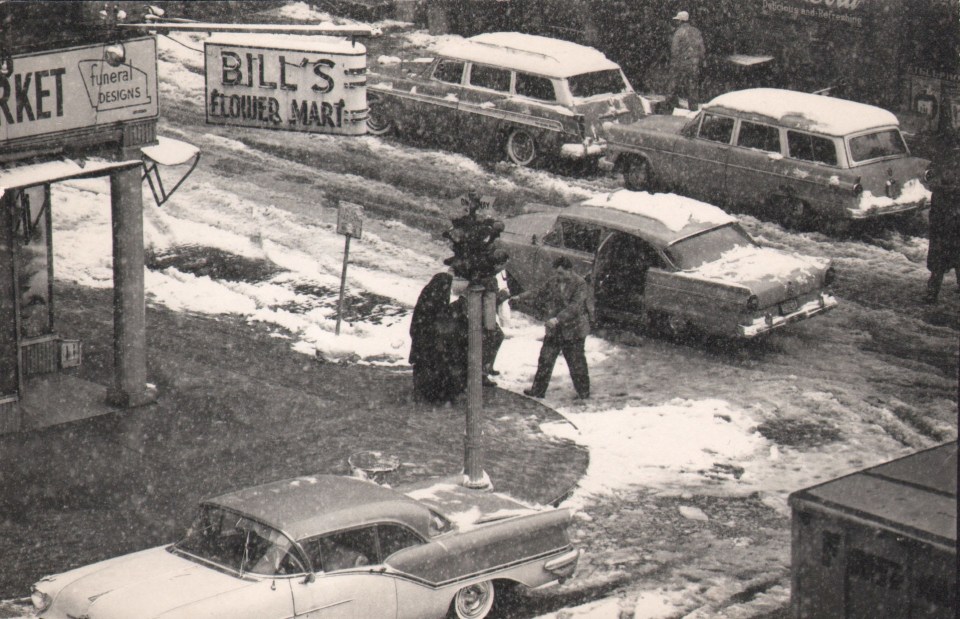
left=204, top=33, right=368, bottom=135
left=0, top=37, right=158, bottom=145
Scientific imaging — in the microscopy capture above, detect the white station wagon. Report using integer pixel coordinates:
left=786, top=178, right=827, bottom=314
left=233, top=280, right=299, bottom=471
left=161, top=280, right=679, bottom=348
left=367, top=32, right=644, bottom=167
left=602, top=89, right=932, bottom=230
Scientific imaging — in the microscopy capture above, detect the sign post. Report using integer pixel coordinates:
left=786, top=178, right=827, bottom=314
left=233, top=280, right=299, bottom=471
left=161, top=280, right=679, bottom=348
left=335, top=202, right=363, bottom=336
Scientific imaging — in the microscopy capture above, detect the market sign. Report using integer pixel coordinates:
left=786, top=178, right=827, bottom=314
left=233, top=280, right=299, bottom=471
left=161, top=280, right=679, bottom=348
left=204, top=34, right=368, bottom=135
left=761, top=0, right=866, bottom=28
left=0, top=37, right=158, bottom=144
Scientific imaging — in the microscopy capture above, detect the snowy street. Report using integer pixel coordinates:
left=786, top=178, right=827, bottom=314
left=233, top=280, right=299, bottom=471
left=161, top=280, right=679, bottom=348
left=1, top=3, right=956, bottom=618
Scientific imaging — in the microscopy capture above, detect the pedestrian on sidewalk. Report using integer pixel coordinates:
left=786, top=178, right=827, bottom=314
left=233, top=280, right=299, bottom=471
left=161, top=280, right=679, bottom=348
left=480, top=271, right=509, bottom=387
left=409, top=272, right=467, bottom=403
left=512, top=257, right=591, bottom=400
left=925, top=153, right=960, bottom=303
left=668, top=9, right=706, bottom=110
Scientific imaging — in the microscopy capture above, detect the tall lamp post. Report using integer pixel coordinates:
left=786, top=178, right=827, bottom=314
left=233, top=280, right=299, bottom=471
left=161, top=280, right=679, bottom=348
left=443, top=193, right=507, bottom=490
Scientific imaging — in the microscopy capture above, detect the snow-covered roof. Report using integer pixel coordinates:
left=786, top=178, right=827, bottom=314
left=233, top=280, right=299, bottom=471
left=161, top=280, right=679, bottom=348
left=206, top=32, right=365, bottom=54
left=704, top=88, right=900, bottom=136
left=581, top=190, right=736, bottom=233
left=433, top=32, right=620, bottom=78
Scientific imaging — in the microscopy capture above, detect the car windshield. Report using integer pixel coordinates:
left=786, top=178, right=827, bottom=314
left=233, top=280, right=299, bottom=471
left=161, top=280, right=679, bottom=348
left=172, top=505, right=299, bottom=575
left=665, top=224, right=755, bottom=270
left=567, top=69, right=629, bottom=98
left=848, top=129, right=907, bottom=162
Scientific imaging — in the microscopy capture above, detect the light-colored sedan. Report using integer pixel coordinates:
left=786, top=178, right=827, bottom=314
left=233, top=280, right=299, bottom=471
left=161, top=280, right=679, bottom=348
left=501, top=190, right=838, bottom=338
left=31, top=475, right=579, bottom=619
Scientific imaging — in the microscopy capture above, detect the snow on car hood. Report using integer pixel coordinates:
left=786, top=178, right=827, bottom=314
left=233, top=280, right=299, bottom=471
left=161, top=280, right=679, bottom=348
left=40, top=546, right=255, bottom=619
left=682, top=245, right=828, bottom=292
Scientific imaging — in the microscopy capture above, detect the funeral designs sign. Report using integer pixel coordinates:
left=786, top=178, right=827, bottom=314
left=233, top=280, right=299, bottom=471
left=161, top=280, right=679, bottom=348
left=0, top=37, right=158, bottom=144
left=204, top=34, right=368, bottom=135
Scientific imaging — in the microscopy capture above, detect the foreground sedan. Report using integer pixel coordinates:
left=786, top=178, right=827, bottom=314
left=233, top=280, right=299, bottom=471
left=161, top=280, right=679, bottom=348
left=31, top=475, right=579, bottom=619
left=501, top=190, right=838, bottom=338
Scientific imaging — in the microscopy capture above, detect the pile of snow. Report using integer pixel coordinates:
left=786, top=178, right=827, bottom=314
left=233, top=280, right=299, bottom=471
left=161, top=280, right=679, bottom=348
left=856, top=178, right=932, bottom=211
left=582, top=190, right=736, bottom=232
left=684, top=244, right=826, bottom=285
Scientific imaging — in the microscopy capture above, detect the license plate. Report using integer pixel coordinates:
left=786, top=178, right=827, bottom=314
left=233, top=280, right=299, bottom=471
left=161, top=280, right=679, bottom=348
left=780, top=299, right=798, bottom=314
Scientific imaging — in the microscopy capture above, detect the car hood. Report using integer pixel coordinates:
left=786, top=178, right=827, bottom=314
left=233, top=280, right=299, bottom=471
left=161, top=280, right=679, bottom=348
left=41, top=546, right=254, bottom=618
left=679, top=245, right=829, bottom=306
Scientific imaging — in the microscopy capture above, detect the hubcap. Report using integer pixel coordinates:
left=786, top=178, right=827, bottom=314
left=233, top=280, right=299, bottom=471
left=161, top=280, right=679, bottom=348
left=510, top=132, right=535, bottom=164
left=455, top=582, right=492, bottom=618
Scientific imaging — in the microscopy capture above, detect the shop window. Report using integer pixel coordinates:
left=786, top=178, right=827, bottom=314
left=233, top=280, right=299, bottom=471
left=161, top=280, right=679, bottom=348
left=12, top=186, right=53, bottom=339
left=560, top=220, right=602, bottom=254
left=469, top=64, right=511, bottom=93
left=787, top=131, right=838, bottom=166
left=698, top=113, right=735, bottom=144
left=516, top=72, right=556, bottom=102
left=848, top=548, right=903, bottom=590
left=738, top=121, right=781, bottom=153
left=432, top=59, right=465, bottom=84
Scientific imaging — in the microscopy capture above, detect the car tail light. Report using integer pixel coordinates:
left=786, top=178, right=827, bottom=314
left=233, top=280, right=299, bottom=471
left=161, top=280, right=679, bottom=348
left=747, top=295, right=760, bottom=311
left=824, top=266, right=836, bottom=286
left=575, top=114, right=587, bottom=139
left=852, top=177, right=863, bottom=195
left=923, top=167, right=933, bottom=183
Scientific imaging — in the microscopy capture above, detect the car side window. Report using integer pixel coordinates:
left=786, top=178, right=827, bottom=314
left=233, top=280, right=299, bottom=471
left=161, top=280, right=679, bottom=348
left=432, top=59, right=464, bottom=84
left=787, top=131, right=838, bottom=166
left=469, top=64, right=512, bottom=92
left=515, top=72, right=556, bottom=102
left=560, top=220, right=602, bottom=254
left=737, top=121, right=781, bottom=153
left=378, top=524, right=423, bottom=559
left=303, top=527, right=379, bottom=572
left=698, top=113, right=735, bottom=144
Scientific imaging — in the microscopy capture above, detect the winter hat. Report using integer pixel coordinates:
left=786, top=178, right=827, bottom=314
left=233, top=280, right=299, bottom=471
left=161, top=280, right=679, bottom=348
left=672, top=10, right=689, bottom=21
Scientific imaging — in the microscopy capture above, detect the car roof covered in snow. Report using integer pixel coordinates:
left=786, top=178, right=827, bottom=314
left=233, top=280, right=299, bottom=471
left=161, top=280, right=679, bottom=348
left=205, top=475, right=433, bottom=541
left=703, top=88, right=901, bottom=136
left=433, top=32, right=621, bottom=78
left=568, top=191, right=738, bottom=248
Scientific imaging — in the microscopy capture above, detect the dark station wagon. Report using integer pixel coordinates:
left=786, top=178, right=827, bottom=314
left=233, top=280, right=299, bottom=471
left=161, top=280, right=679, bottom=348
left=500, top=190, right=838, bottom=338
left=601, top=89, right=932, bottom=229
left=367, top=32, right=644, bottom=167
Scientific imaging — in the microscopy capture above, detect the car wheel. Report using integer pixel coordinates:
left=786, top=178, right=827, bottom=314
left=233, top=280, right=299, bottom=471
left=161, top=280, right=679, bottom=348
left=622, top=157, right=652, bottom=191
left=506, top=129, right=537, bottom=166
left=448, top=580, right=495, bottom=619
left=366, top=98, right=394, bottom=136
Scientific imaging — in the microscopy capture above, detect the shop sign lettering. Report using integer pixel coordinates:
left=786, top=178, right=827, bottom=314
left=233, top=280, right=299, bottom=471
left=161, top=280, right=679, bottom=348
left=204, top=38, right=367, bottom=135
left=0, top=37, right=158, bottom=144
left=762, top=0, right=865, bottom=27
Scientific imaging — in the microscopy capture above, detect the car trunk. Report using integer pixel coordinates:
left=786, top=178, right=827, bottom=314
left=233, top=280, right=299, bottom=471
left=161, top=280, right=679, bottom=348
left=853, top=155, right=931, bottom=202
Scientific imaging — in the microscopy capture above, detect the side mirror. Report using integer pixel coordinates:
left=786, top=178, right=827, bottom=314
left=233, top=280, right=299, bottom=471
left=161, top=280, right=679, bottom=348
left=302, top=573, right=316, bottom=584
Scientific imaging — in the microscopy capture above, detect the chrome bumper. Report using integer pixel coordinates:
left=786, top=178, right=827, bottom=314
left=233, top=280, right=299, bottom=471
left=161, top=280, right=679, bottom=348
left=738, top=294, right=838, bottom=338
left=846, top=199, right=928, bottom=219
left=559, top=139, right=606, bottom=159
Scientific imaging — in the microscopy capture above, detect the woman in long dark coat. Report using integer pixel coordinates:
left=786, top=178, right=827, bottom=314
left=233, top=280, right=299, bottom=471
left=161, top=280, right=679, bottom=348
left=926, top=156, right=960, bottom=303
left=409, top=273, right=466, bottom=402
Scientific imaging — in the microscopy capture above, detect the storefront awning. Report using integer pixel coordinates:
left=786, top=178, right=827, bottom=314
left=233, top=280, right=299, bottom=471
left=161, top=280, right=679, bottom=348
left=0, top=158, right=143, bottom=194
left=140, top=136, right=201, bottom=207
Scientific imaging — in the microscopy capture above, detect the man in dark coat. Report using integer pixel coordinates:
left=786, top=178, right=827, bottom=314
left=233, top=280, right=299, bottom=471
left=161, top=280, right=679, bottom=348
left=513, top=256, right=591, bottom=400
left=669, top=10, right=706, bottom=109
left=409, top=273, right=467, bottom=402
left=925, top=155, right=960, bottom=303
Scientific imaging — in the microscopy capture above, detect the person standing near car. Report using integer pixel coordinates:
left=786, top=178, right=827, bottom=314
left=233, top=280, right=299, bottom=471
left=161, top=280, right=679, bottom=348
left=669, top=10, right=706, bottom=110
left=513, top=257, right=591, bottom=400
left=925, top=153, right=960, bottom=303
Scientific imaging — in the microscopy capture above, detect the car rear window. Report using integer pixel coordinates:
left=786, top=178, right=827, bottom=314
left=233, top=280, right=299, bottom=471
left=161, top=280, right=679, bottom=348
left=516, top=72, right=556, bottom=102
left=737, top=121, right=781, bottom=153
left=698, top=113, right=735, bottom=144
left=470, top=64, right=511, bottom=92
left=787, top=131, right=838, bottom=166
left=848, top=129, right=908, bottom=162
left=567, top=69, right=629, bottom=98
left=666, top=224, right=754, bottom=270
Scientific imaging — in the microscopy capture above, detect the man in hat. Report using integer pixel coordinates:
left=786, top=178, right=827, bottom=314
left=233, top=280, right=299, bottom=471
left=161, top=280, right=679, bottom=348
left=669, top=9, right=706, bottom=109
